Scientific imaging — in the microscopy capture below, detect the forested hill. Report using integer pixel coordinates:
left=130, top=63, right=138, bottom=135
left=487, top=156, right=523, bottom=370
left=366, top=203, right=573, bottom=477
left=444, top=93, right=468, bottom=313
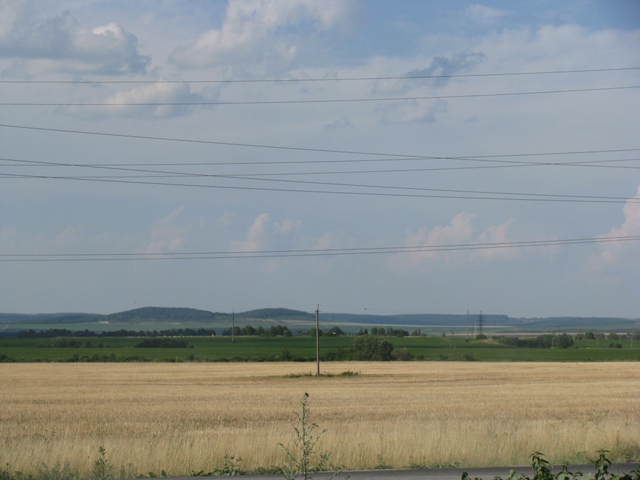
left=0, top=307, right=313, bottom=324
left=237, top=308, right=314, bottom=320
left=321, top=313, right=515, bottom=327
left=1, top=308, right=638, bottom=331
left=106, top=307, right=216, bottom=323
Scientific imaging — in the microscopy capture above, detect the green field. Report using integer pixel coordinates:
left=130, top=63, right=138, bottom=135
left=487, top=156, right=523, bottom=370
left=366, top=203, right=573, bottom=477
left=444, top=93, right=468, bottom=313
left=1, top=335, right=638, bottom=362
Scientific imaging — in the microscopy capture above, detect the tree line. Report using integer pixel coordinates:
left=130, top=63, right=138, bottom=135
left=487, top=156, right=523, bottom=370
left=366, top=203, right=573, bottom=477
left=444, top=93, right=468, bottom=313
left=13, top=328, right=217, bottom=339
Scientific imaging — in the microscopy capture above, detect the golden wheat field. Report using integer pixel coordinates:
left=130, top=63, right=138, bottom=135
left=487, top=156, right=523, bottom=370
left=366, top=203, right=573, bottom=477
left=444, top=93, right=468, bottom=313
left=1, top=362, right=639, bottom=477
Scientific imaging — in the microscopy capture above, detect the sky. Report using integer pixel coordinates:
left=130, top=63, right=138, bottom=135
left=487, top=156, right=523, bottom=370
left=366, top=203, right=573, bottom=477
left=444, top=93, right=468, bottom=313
left=0, top=0, right=639, bottom=318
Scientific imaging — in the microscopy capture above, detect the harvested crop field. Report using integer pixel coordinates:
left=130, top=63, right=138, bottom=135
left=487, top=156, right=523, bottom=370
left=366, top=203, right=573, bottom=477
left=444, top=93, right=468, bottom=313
left=1, top=362, right=638, bottom=477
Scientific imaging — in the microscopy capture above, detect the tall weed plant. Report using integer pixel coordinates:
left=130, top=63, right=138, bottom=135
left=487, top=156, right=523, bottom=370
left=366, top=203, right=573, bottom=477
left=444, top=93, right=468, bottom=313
left=279, top=393, right=348, bottom=480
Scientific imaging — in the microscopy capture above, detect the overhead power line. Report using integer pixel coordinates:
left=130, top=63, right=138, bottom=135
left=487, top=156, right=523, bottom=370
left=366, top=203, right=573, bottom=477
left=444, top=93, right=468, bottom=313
left=3, top=85, right=638, bottom=107
left=4, top=156, right=639, bottom=169
left=1, top=123, right=639, bottom=160
left=2, top=171, right=635, bottom=203
left=1, top=157, right=637, bottom=204
left=2, top=156, right=638, bottom=177
left=1, top=66, right=638, bottom=84
left=1, top=235, right=638, bottom=262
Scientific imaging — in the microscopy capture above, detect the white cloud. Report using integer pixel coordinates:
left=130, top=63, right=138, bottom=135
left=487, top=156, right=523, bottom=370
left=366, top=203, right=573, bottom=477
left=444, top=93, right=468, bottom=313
left=312, top=231, right=351, bottom=250
left=322, top=116, right=354, bottom=131
left=0, top=0, right=25, bottom=42
left=377, top=98, right=447, bottom=123
left=0, top=7, right=149, bottom=75
left=368, top=51, right=484, bottom=123
left=404, top=51, right=487, bottom=89
left=64, top=81, right=220, bottom=119
left=475, top=25, right=640, bottom=74
left=230, top=213, right=302, bottom=253
left=169, top=0, right=359, bottom=70
left=589, top=186, right=640, bottom=272
left=390, top=213, right=522, bottom=270
left=230, top=213, right=271, bottom=253
left=466, top=4, right=509, bottom=25
left=144, top=208, right=187, bottom=254
left=275, top=218, right=301, bottom=235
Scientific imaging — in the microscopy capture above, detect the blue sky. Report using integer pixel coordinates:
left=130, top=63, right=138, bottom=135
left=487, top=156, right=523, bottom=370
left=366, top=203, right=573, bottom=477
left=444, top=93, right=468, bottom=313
left=1, top=0, right=639, bottom=318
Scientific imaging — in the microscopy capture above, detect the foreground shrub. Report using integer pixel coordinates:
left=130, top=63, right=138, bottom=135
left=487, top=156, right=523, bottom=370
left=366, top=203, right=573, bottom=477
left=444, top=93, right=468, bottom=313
left=279, top=393, right=346, bottom=480
left=462, top=451, right=640, bottom=480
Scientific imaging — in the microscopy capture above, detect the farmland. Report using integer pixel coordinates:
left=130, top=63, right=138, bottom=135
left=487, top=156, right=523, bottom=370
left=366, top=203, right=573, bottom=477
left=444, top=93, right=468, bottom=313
left=1, top=334, right=639, bottom=362
left=1, top=362, right=639, bottom=478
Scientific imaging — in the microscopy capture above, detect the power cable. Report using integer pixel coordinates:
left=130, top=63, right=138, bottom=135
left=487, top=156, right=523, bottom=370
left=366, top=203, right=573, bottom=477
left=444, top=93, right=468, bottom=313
left=1, top=157, right=637, bottom=203
left=0, top=169, right=636, bottom=203
left=1, top=235, right=638, bottom=262
left=2, top=124, right=639, bottom=160
left=2, top=155, right=638, bottom=202
left=1, top=66, right=638, bottom=84
left=3, top=85, right=638, bottom=107
left=1, top=155, right=638, bottom=173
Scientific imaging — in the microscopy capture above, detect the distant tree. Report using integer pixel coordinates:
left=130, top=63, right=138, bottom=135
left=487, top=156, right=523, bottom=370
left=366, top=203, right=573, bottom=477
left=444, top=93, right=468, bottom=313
left=308, top=327, right=323, bottom=337
left=394, top=348, right=413, bottom=361
left=410, top=328, right=423, bottom=337
left=243, top=325, right=256, bottom=335
left=551, top=333, right=574, bottom=349
left=533, top=334, right=553, bottom=348
left=351, top=336, right=394, bottom=361
left=388, top=328, right=409, bottom=337
left=326, top=326, right=345, bottom=336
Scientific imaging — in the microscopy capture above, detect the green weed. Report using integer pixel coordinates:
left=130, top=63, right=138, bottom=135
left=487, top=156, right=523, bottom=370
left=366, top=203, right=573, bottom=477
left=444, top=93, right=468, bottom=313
left=92, top=447, right=113, bottom=480
left=461, top=451, right=640, bottom=480
left=279, top=393, right=348, bottom=480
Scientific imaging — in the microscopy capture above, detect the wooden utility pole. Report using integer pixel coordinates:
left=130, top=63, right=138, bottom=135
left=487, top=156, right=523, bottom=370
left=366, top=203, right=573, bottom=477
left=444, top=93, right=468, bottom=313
left=316, top=305, right=320, bottom=377
left=232, top=310, right=235, bottom=343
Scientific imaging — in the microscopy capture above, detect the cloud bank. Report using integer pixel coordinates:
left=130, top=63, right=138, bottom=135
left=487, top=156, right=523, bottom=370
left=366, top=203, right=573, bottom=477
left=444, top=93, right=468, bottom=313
left=0, top=3, right=149, bottom=76
left=169, top=0, right=360, bottom=71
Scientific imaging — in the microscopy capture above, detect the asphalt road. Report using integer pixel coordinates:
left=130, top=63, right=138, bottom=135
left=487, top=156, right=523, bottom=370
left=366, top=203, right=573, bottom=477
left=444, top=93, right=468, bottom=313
left=167, top=462, right=639, bottom=479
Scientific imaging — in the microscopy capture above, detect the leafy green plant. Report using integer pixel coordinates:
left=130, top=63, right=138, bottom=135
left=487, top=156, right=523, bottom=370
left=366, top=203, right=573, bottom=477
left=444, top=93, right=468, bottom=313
left=92, top=447, right=113, bottom=480
left=220, top=455, right=243, bottom=476
left=279, top=393, right=347, bottom=480
left=35, top=462, right=78, bottom=480
left=461, top=451, right=640, bottom=480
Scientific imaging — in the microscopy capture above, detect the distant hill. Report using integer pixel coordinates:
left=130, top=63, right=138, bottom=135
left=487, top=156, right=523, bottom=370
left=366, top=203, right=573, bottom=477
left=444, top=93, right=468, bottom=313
left=323, top=313, right=639, bottom=332
left=0, top=313, right=100, bottom=324
left=106, top=307, right=217, bottom=323
left=238, top=308, right=314, bottom=320
left=518, top=317, right=639, bottom=329
left=1, top=308, right=638, bottom=332
left=322, top=313, right=515, bottom=327
left=0, top=307, right=312, bottom=326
